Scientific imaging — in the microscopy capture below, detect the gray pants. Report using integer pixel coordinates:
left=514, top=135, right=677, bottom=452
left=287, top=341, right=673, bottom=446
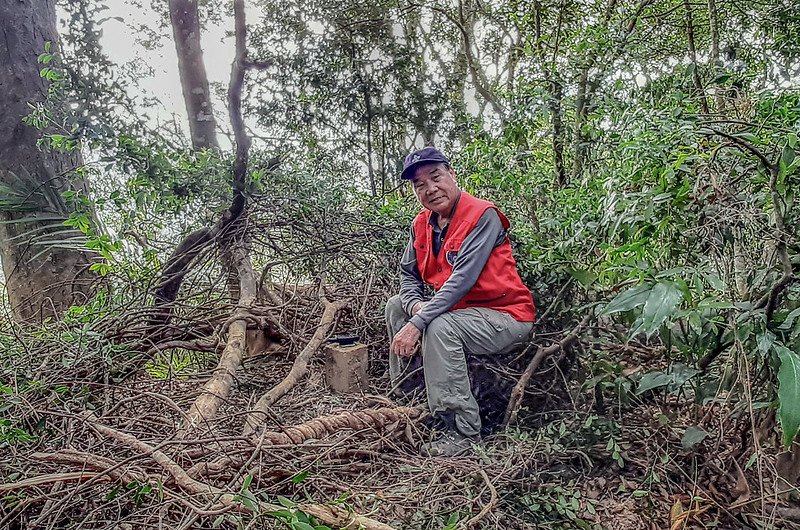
left=385, top=295, right=533, bottom=436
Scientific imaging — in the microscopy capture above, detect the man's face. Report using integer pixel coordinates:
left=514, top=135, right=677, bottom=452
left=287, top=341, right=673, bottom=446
left=411, top=163, right=460, bottom=217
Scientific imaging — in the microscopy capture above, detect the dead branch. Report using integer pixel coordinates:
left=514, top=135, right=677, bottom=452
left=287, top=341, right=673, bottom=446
left=299, top=503, right=397, bottom=530
left=463, top=469, right=498, bottom=529
left=86, top=412, right=398, bottom=529
left=243, top=296, right=347, bottom=436
left=180, top=243, right=257, bottom=436
left=30, top=448, right=148, bottom=484
left=145, top=337, right=222, bottom=357
left=503, top=315, right=591, bottom=426
left=177, top=0, right=258, bottom=436
left=150, top=227, right=213, bottom=327
left=191, top=406, right=424, bottom=478
left=261, top=405, right=424, bottom=444
left=0, top=472, right=102, bottom=492
left=90, top=419, right=221, bottom=496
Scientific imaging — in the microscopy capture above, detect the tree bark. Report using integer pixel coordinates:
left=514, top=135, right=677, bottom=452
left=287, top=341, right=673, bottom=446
left=550, top=79, right=567, bottom=187
left=569, top=0, right=617, bottom=182
left=168, top=0, right=219, bottom=150
left=0, top=0, right=97, bottom=323
left=533, top=0, right=566, bottom=187
left=569, top=0, right=652, bottom=182
left=363, top=82, right=376, bottom=197
left=456, top=0, right=504, bottom=120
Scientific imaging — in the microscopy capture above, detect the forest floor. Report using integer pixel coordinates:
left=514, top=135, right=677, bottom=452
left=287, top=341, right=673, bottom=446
left=224, top=347, right=798, bottom=530
left=2, top=332, right=798, bottom=529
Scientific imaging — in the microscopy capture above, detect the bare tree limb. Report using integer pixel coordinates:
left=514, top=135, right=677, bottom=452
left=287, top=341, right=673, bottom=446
left=464, top=469, right=499, bottom=528
left=178, top=0, right=257, bottom=435
left=81, top=415, right=401, bottom=529
left=408, top=1, right=505, bottom=119
left=243, top=296, right=347, bottom=436
left=0, top=472, right=102, bottom=492
left=503, top=316, right=591, bottom=426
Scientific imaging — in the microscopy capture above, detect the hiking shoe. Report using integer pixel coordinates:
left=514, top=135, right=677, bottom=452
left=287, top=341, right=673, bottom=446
left=420, top=429, right=477, bottom=457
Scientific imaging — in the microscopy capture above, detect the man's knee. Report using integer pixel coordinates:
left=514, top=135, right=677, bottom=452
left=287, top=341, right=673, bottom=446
left=424, top=313, right=446, bottom=336
left=384, top=294, right=404, bottom=320
left=423, top=313, right=459, bottom=351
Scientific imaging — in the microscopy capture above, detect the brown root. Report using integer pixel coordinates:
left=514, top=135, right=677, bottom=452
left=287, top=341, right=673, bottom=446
left=180, top=242, right=258, bottom=437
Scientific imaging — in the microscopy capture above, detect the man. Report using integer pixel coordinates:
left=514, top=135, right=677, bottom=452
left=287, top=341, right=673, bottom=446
left=386, top=146, right=536, bottom=457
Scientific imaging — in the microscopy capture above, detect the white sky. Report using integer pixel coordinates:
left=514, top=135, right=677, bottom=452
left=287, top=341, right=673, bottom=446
left=60, top=1, right=263, bottom=148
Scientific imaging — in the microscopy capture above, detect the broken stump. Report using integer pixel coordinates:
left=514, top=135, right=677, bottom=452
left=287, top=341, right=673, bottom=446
left=324, top=342, right=368, bottom=393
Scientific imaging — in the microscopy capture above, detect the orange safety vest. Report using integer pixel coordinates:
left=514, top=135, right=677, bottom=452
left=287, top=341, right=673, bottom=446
left=412, top=192, right=536, bottom=322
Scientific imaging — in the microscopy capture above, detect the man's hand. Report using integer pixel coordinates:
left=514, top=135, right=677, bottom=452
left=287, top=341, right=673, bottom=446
left=391, top=322, right=422, bottom=358
left=411, top=301, right=428, bottom=316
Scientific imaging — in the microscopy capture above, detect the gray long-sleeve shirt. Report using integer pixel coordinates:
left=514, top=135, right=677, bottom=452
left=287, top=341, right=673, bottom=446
left=399, top=208, right=506, bottom=330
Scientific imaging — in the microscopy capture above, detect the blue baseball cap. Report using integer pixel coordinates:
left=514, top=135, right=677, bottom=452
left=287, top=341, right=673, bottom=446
left=401, top=146, right=450, bottom=180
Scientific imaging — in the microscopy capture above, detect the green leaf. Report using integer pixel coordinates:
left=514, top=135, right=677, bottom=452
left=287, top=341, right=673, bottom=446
left=635, top=371, right=672, bottom=394
left=782, top=144, right=796, bottom=170
left=775, top=345, right=800, bottom=446
left=734, top=132, right=759, bottom=144
left=705, top=272, right=725, bottom=291
left=602, top=284, right=651, bottom=315
left=240, top=474, right=253, bottom=493
left=269, top=509, right=294, bottom=519
left=696, top=298, right=735, bottom=310
left=668, top=363, right=700, bottom=389
left=681, top=426, right=708, bottom=448
left=567, top=268, right=598, bottom=288
left=278, top=495, right=296, bottom=508
left=637, top=281, right=683, bottom=337
left=779, top=307, right=800, bottom=330
left=290, top=470, right=309, bottom=484
left=757, top=331, right=776, bottom=355
left=239, top=489, right=258, bottom=512
left=292, top=523, right=315, bottom=530
left=687, top=312, right=703, bottom=334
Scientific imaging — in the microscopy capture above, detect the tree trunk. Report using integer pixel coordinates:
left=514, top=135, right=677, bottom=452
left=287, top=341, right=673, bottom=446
left=152, top=0, right=225, bottom=326
left=0, top=0, right=96, bottom=323
left=533, top=0, right=566, bottom=187
left=571, top=66, right=589, bottom=182
left=363, top=82, right=376, bottom=197
left=456, top=0, right=504, bottom=120
left=684, top=0, right=709, bottom=114
left=168, top=0, right=219, bottom=150
left=707, top=0, right=725, bottom=113
left=550, top=79, right=567, bottom=188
